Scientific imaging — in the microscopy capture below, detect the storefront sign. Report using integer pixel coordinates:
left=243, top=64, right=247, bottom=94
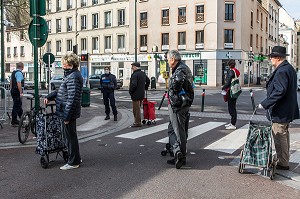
left=90, top=54, right=153, bottom=62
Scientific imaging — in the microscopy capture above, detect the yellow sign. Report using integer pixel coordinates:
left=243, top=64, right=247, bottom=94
left=160, top=61, right=166, bottom=73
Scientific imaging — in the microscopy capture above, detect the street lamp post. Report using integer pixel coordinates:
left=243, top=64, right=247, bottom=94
left=1, top=0, right=5, bottom=84
left=134, top=0, right=137, bottom=62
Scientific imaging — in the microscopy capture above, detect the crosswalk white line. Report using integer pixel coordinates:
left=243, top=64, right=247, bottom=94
left=116, top=122, right=169, bottom=139
left=204, top=124, right=249, bottom=154
left=156, top=122, right=226, bottom=143
left=290, top=150, right=300, bottom=164
left=77, top=116, right=109, bottom=131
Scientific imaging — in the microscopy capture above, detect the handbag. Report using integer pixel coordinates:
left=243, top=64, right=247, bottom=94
left=230, top=70, right=242, bottom=99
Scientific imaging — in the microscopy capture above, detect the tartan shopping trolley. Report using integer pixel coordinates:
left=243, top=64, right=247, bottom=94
left=142, top=90, right=157, bottom=125
left=238, top=107, right=278, bottom=180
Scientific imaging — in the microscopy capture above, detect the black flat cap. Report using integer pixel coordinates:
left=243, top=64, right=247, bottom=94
left=131, top=62, right=140, bottom=67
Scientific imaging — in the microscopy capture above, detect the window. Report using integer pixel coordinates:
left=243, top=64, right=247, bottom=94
left=81, top=0, right=87, bottom=7
left=162, top=33, right=169, bottom=45
left=92, top=13, right=99, bottom=29
left=46, top=41, right=51, bottom=52
left=67, top=17, right=72, bottom=31
left=140, top=35, right=147, bottom=47
left=7, top=47, right=11, bottom=57
left=6, top=32, right=11, bottom=42
left=105, top=0, right=111, bottom=2
left=67, top=0, right=72, bottom=9
left=92, top=0, right=98, bottom=5
left=56, top=0, right=61, bottom=11
left=81, top=15, right=87, bottom=30
left=56, top=40, right=61, bottom=53
left=260, top=36, right=263, bottom=52
left=225, top=2, right=234, bottom=20
left=46, top=0, right=51, bottom=13
left=140, top=12, right=147, bottom=27
left=105, top=36, right=111, bottom=49
left=178, top=7, right=186, bottom=23
left=20, top=46, right=25, bottom=56
left=56, top=19, right=61, bottom=33
left=178, top=32, right=186, bottom=45
left=105, top=11, right=111, bottom=27
left=20, top=30, right=24, bottom=40
left=67, top=40, right=72, bottom=52
left=162, top=9, right=169, bottom=25
left=256, top=34, right=258, bottom=47
left=250, top=34, right=253, bottom=48
left=261, top=13, right=263, bottom=29
left=118, top=35, right=125, bottom=49
left=196, top=30, right=204, bottom=49
left=81, top=38, right=87, bottom=51
left=14, top=47, right=17, bottom=57
left=47, top=20, right=51, bottom=33
left=224, top=29, right=234, bottom=48
left=118, top=9, right=125, bottom=26
left=251, top=11, right=253, bottom=27
left=92, top=37, right=99, bottom=50
left=195, top=5, right=204, bottom=22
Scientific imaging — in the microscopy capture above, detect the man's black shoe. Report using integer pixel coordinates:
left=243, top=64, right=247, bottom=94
left=276, top=165, right=289, bottom=170
left=114, top=115, right=117, bottom=121
left=167, top=157, right=186, bottom=166
left=175, top=152, right=184, bottom=169
left=104, top=115, right=110, bottom=120
left=11, top=120, right=19, bottom=125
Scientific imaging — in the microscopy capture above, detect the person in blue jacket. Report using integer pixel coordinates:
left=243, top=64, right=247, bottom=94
left=259, top=46, right=299, bottom=170
left=100, top=66, right=118, bottom=121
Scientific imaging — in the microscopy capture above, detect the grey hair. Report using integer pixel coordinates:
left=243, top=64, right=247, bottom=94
left=168, top=50, right=181, bottom=61
left=61, top=53, right=79, bottom=69
left=16, top=62, right=24, bottom=69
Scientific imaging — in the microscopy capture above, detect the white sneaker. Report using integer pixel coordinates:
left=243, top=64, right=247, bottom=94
left=225, top=123, right=232, bottom=127
left=225, top=124, right=236, bottom=130
left=60, top=164, right=80, bottom=170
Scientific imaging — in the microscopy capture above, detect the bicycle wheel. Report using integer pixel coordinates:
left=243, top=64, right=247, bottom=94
left=18, top=112, right=31, bottom=144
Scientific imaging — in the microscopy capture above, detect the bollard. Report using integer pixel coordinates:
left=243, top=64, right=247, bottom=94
left=201, top=88, right=205, bottom=112
left=250, top=89, right=256, bottom=114
left=158, top=91, right=167, bottom=110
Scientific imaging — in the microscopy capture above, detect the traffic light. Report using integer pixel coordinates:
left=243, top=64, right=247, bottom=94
left=81, top=54, right=88, bottom=61
left=73, top=45, right=78, bottom=55
left=164, top=51, right=168, bottom=60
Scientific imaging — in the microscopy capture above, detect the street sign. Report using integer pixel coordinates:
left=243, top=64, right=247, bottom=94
left=30, top=0, right=46, bottom=17
left=28, top=17, right=48, bottom=47
left=43, top=53, right=55, bottom=64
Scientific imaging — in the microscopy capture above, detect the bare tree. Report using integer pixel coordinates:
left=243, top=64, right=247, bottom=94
left=4, top=0, right=31, bottom=28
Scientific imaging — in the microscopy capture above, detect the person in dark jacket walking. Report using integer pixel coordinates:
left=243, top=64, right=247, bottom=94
left=258, top=46, right=299, bottom=170
left=44, top=53, right=83, bottom=170
left=129, top=62, right=150, bottom=127
left=10, top=62, right=24, bottom=126
left=166, top=50, right=194, bottom=169
left=222, top=59, right=240, bottom=130
left=100, top=66, right=118, bottom=121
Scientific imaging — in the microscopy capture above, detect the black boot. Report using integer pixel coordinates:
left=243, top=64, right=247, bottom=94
left=167, top=157, right=186, bottom=166
left=114, top=115, right=117, bottom=121
left=104, top=115, right=110, bottom=120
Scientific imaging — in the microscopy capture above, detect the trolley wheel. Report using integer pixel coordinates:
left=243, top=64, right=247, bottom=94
left=238, top=150, right=244, bottom=173
left=161, top=150, right=167, bottom=156
left=269, top=166, right=276, bottom=180
left=63, top=151, right=69, bottom=163
left=147, top=121, right=151, bottom=125
left=166, top=143, right=172, bottom=150
left=142, top=120, right=146, bottom=124
left=18, top=112, right=31, bottom=144
left=40, top=156, right=49, bottom=169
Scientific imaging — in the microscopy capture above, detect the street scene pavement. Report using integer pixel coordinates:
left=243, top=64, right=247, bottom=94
left=1, top=85, right=300, bottom=198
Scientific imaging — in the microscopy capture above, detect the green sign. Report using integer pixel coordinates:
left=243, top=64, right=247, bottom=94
left=28, top=17, right=48, bottom=47
left=43, top=53, right=55, bottom=65
left=30, top=0, right=46, bottom=17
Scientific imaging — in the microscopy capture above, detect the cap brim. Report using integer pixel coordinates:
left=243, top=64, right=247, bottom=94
left=268, top=52, right=289, bottom=57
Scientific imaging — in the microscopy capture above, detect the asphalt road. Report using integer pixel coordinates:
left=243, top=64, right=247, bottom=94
left=1, top=87, right=300, bottom=198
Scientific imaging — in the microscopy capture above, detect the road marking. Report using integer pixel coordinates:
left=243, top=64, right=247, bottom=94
left=204, top=124, right=249, bottom=154
left=156, top=122, right=225, bottom=143
left=77, top=116, right=109, bottom=131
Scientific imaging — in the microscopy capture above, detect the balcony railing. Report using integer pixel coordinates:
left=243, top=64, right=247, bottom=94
left=105, top=23, right=111, bottom=27
left=81, top=26, right=86, bottom=30
left=7, top=54, right=11, bottom=58
left=56, top=6, right=61, bottom=11
left=67, top=4, right=72, bottom=9
left=140, top=19, right=148, bottom=27
left=162, top=17, right=169, bottom=25
left=196, top=13, right=204, bottom=22
left=178, top=15, right=186, bottom=23
left=118, top=21, right=125, bottom=26
left=81, top=2, right=86, bottom=7
left=93, top=24, right=98, bottom=29
left=56, top=28, right=61, bottom=32
left=67, top=27, right=72, bottom=31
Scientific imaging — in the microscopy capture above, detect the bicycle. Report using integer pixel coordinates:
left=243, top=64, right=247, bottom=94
left=18, top=92, right=48, bottom=144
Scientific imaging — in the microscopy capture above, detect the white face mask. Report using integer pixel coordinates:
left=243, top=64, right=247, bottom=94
left=104, top=70, right=109, bottom=74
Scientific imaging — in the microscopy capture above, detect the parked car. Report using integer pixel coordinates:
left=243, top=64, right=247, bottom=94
left=0, top=78, right=10, bottom=89
left=24, top=78, right=34, bottom=90
left=89, top=74, right=123, bottom=90
left=50, top=75, right=64, bottom=90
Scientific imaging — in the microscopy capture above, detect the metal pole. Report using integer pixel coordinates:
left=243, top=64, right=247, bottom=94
left=48, top=54, right=51, bottom=94
left=1, top=0, right=4, bottom=83
left=158, top=91, right=167, bottom=110
left=33, top=7, right=39, bottom=111
left=201, top=89, right=205, bottom=112
left=134, top=0, right=137, bottom=62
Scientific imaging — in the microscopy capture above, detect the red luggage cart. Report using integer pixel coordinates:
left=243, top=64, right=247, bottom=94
left=142, top=91, right=157, bottom=125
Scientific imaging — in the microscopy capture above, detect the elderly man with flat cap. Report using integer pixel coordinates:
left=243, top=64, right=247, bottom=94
left=258, top=46, right=299, bottom=170
left=129, top=62, right=150, bottom=127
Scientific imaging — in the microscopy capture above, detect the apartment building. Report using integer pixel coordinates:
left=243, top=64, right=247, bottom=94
left=4, top=0, right=283, bottom=86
